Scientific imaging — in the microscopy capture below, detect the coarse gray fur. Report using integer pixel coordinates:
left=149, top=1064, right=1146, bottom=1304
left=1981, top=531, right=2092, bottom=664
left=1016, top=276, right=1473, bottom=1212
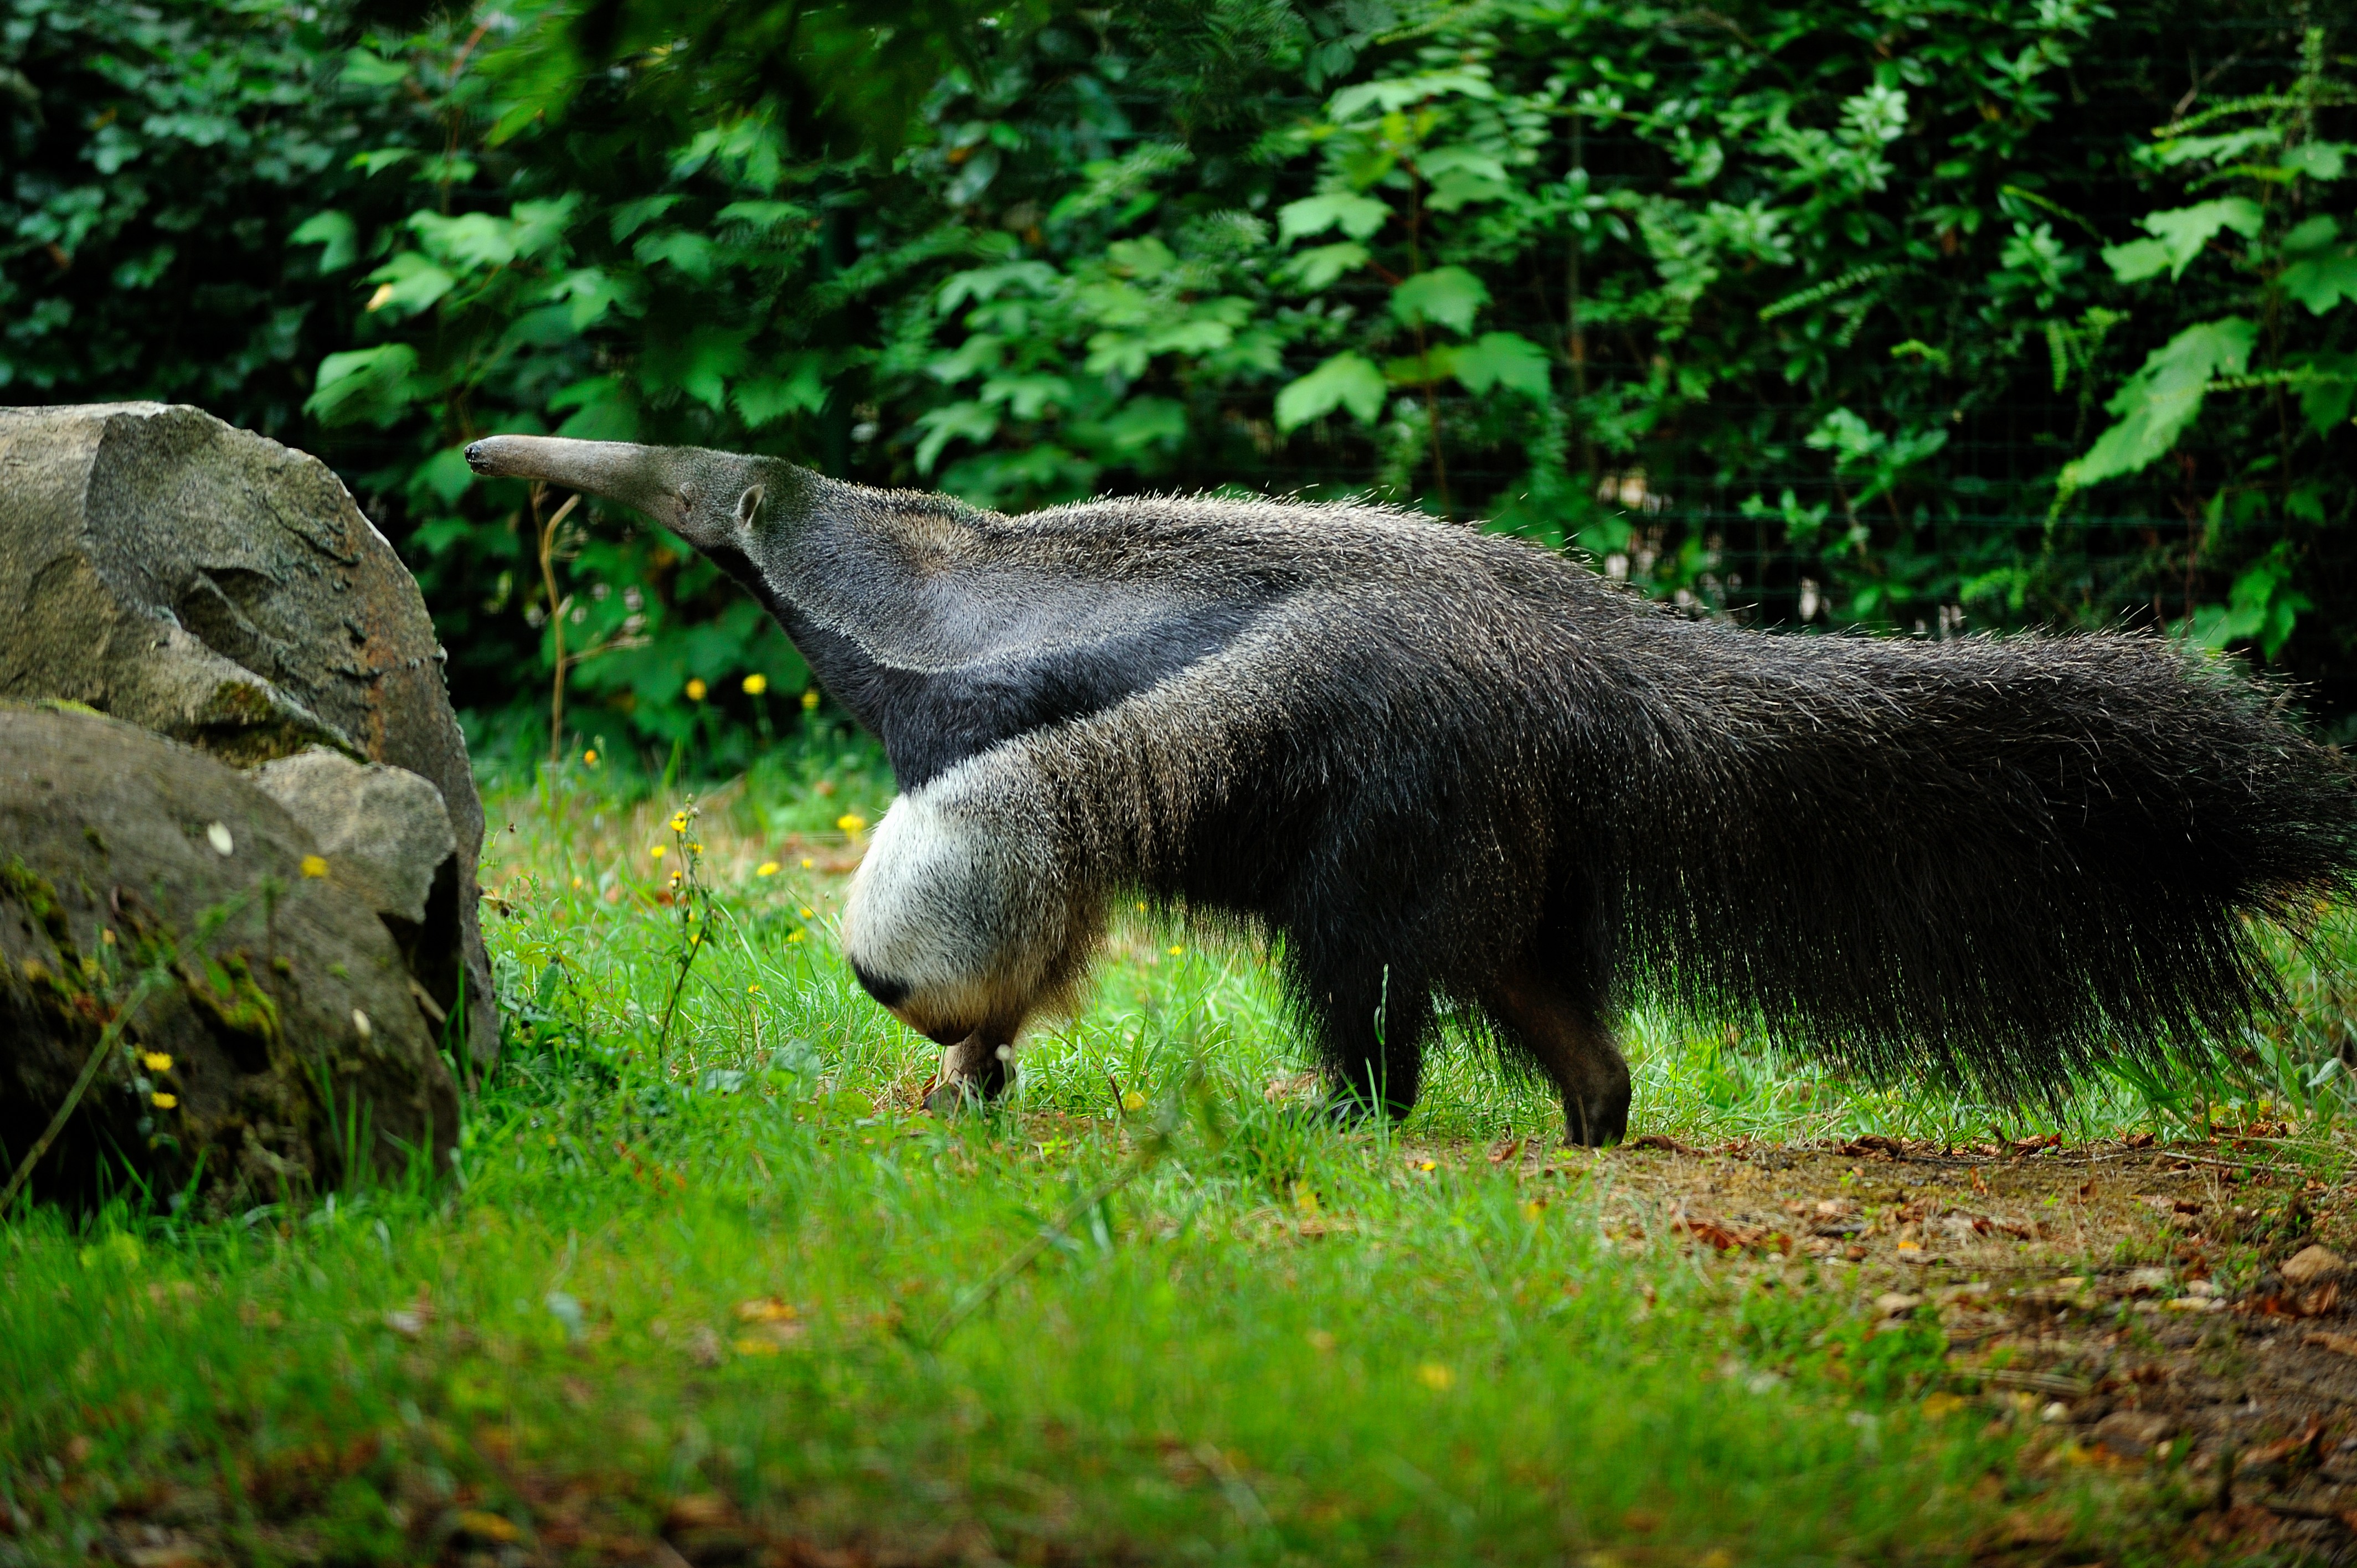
left=466, top=434, right=2357, bottom=1143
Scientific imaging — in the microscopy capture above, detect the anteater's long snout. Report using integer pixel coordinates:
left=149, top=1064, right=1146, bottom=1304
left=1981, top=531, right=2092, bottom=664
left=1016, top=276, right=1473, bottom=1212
left=462, top=435, right=688, bottom=527
left=461, top=434, right=644, bottom=488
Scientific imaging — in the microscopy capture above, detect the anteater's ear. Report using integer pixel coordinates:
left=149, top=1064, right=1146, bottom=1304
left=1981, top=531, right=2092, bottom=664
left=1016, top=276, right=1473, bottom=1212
left=735, top=484, right=765, bottom=531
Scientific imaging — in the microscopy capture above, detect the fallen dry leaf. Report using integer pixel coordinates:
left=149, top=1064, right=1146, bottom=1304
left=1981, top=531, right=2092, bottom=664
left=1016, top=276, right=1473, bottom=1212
left=454, top=1509, right=521, bottom=1544
left=734, top=1297, right=799, bottom=1324
left=663, top=1494, right=738, bottom=1531
left=2282, top=1245, right=2347, bottom=1288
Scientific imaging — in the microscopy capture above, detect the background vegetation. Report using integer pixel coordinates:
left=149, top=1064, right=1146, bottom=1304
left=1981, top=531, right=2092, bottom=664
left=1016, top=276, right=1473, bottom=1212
left=9, top=0, right=2357, bottom=767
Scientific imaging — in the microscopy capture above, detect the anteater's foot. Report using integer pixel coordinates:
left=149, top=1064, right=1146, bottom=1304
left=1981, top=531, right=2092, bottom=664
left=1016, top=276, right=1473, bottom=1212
left=1318, top=1090, right=1380, bottom=1127
left=924, top=1033, right=1012, bottom=1116
left=1318, top=1084, right=1418, bottom=1127
left=1561, top=1078, right=1630, bottom=1148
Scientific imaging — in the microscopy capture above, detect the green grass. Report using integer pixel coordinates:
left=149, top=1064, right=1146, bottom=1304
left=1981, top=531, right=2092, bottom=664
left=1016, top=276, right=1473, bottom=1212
left=4, top=742, right=2352, bottom=1565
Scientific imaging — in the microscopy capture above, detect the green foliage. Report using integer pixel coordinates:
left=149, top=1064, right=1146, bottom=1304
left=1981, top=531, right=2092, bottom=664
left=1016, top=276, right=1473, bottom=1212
left=0, top=0, right=395, bottom=432
left=2058, top=28, right=2357, bottom=663
left=13, top=1, right=2357, bottom=749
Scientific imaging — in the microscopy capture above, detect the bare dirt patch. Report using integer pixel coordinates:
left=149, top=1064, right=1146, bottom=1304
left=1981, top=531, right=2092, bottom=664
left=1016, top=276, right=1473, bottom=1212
left=1424, top=1129, right=2357, bottom=1561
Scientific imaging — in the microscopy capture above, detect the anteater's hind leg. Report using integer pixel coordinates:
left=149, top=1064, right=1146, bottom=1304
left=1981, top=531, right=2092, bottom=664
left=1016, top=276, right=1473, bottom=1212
left=1310, top=963, right=1432, bottom=1124
left=1484, top=959, right=1630, bottom=1147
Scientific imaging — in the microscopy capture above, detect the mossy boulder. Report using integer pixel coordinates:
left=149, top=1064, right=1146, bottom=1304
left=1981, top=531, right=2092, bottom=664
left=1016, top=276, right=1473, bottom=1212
left=0, top=402, right=496, bottom=1059
left=0, top=705, right=459, bottom=1211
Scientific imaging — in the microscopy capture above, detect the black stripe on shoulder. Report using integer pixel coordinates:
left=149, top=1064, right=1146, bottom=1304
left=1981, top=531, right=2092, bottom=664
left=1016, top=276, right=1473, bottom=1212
left=866, top=597, right=1260, bottom=787
left=699, top=535, right=1266, bottom=788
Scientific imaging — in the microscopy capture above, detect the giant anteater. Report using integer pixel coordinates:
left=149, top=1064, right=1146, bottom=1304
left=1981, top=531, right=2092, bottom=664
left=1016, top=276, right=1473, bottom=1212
left=466, top=435, right=2357, bottom=1144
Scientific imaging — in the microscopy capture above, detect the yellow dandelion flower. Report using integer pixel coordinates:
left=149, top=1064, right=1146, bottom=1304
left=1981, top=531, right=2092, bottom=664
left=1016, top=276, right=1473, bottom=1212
left=1121, top=1090, right=1147, bottom=1113
left=797, top=906, right=812, bottom=918
left=742, top=673, right=768, bottom=695
left=800, top=689, right=820, bottom=711
left=142, top=1053, right=172, bottom=1073
left=756, top=861, right=780, bottom=877
left=800, top=857, right=813, bottom=869
left=747, top=983, right=761, bottom=995
left=685, top=678, right=708, bottom=702
left=650, top=844, right=666, bottom=859
left=151, top=1091, right=177, bottom=1110
left=1167, top=945, right=1183, bottom=957
left=571, top=876, right=583, bottom=889
left=668, top=812, right=689, bottom=833
left=1414, top=1159, right=1438, bottom=1173
left=583, top=748, right=598, bottom=764
left=835, top=812, right=867, bottom=836
left=786, top=930, right=805, bottom=944
left=300, top=854, right=328, bottom=878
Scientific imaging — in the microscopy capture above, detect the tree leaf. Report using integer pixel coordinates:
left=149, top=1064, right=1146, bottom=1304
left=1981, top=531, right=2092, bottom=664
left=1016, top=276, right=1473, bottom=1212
left=2279, top=247, right=2357, bottom=315
left=1274, top=352, right=1387, bottom=430
left=1383, top=347, right=1459, bottom=386
left=410, top=211, right=518, bottom=271
left=1391, top=267, right=1489, bottom=333
left=634, top=230, right=718, bottom=281
left=290, top=210, right=357, bottom=272
left=2101, top=239, right=2171, bottom=283
left=2135, top=199, right=2263, bottom=280
left=2277, top=141, right=2351, bottom=181
left=1452, top=331, right=1551, bottom=397
left=914, top=401, right=1000, bottom=472
left=736, top=353, right=828, bottom=427
left=2294, top=352, right=2357, bottom=432
left=303, top=344, right=419, bottom=427
left=1325, top=68, right=1497, bottom=122
left=2062, top=317, right=2256, bottom=490
left=361, top=252, right=454, bottom=319
left=1280, top=242, right=1368, bottom=290
left=643, top=324, right=749, bottom=410
left=1277, top=192, right=1390, bottom=243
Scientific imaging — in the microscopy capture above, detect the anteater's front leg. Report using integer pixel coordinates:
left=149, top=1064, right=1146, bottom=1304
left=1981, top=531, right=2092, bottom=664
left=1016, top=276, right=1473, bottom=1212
left=841, top=766, right=1097, bottom=1118
left=925, top=1028, right=1017, bottom=1115
left=1484, top=959, right=1630, bottom=1147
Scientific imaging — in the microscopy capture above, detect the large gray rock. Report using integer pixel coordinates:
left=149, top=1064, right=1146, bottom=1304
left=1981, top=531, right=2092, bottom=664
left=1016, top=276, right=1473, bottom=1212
left=250, top=748, right=467, bottom=1035
left=250, top=748, right=456, bottom=926
left=0, top=705, right=460, bottom=1210
left=0, top=403, right=496, bottom=1059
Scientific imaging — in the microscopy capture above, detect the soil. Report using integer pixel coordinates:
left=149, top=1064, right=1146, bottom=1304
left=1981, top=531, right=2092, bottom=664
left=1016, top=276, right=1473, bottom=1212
left=1490, top=1129, right=2357, bottom=1562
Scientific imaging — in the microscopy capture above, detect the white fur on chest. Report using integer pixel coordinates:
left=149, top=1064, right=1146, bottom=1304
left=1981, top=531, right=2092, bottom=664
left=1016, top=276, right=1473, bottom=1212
left=840, top=754, right=1095, bottom=1045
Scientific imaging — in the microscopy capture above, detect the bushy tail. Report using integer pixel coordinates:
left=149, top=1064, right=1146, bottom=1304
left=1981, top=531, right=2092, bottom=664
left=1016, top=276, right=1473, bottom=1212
left=1601, top=625, right=2357, bottom=1096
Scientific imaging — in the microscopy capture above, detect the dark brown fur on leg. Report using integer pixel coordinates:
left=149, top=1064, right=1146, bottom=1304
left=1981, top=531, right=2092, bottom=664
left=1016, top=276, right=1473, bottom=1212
left=924, top=1029, right=1016, bottom=1115
left=1485, top=962, right=1630, bottom=1147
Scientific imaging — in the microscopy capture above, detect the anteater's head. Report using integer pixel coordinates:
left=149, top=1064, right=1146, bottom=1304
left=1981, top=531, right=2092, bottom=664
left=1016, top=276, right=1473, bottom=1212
left=463, top=435, right=798, bottom=574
